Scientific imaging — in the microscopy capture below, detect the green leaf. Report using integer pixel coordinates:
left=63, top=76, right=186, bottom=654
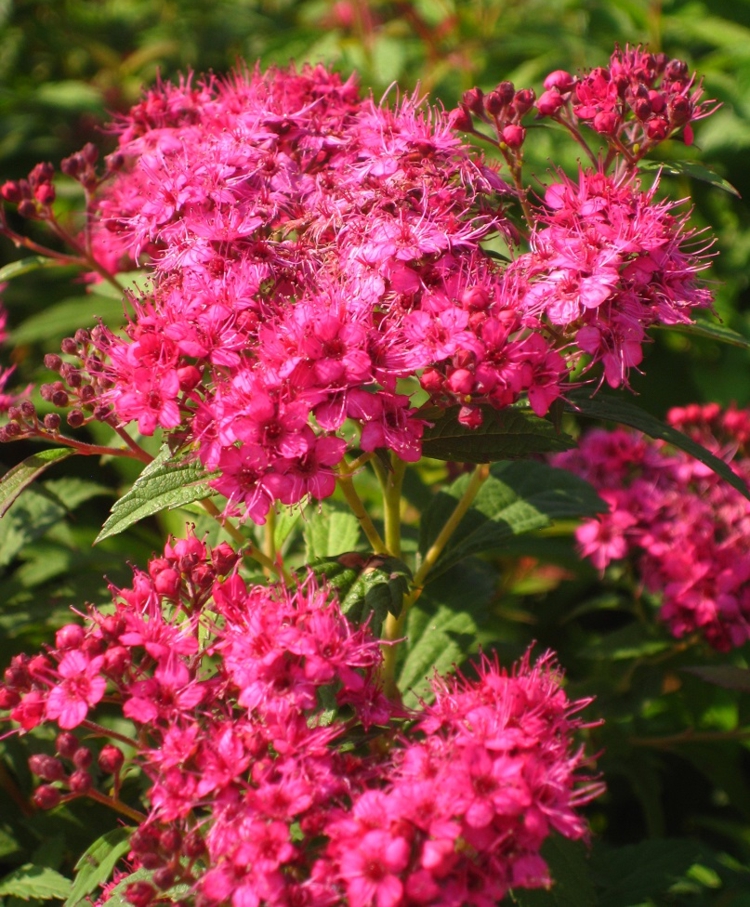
left=398, top=560, right=496, bottom=707
left=90, top=271, right=152, bottom=301
left=591, top=838, right=703, bottom=907
left=82, top=868, right=189, bottom=907
left=419, top=461, right=605, bottom=579
left=306, top=553, right=411, bottom=637
left=512, top=836, right=597, bottom=907
left=639, top=158, right=741, bottom=197
left=0, top=864, right=72, bottom=900
left=63, top=828, right=132, bottom=907
left=35, top=80, right=103, bottom=112
left=654, top=318, right=750, bottom=350
left=567, top=392, right=750, bottom=502
left=304, top=499, right=362, bottom=560
left=421, top=406, right=575, bottom=463
left=0, top=449, right=74, bottom=517
left=0, top=256, right=65, bottom=283
left=682, top=665, right=750, bottom=693
left=95, top=446, right=213, bottom=544
left=12, top=295, right=128, bottom=344
left=581, top=623, right=671, bottom=660
left=0, top=485, right=66, bottom=568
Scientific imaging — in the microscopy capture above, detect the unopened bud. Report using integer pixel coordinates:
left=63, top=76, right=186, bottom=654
left=29, top=754, right=65, bottom=782
left=68, top=769, right=92, bottom=793
left=33, top=784, right=61, bottom=810
left=98, top=744, right=125, bottom=775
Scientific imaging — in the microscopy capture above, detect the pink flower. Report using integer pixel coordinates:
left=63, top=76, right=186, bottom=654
left=45, top=650, right=106, bottom=729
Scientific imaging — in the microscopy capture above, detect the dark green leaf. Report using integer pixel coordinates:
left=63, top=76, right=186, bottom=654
left=512, top=836, right=597, bottom=907
left=581, top=623, right=672, bottom=660
left=421, top=406, right=575, bottom=463
left=0, top=448, right=74, bottom=517
left=12, top=296, right=128, bottom=344
left=398, top=560, right=496, bottom=707
left=63, top=829, right=131, bottom=907
left=419, top=461, right=605, bottom=579
left=682, top=665, right=750, bottom=693
left=591, top=838, right=703, bottom=907
left=0, top=485, right=66, bottom=568
left=306, top=553, right=411, bottom=636
left=95, top=446, right=213, bottom=544
left=0, top=256, right=64, bottom=283
left=654, top=318, right=750, bottom=350
left=639, top=158, right=741, bottom=196
left=0, top=864, right=72, bottom=900
left=567, top=392, right=750, bottom=502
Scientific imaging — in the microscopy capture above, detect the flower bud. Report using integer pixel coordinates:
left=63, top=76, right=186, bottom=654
left=536, top=90, right=565, bottom=117
left=68, top=769, right=92, bottom=793
left=461, top=87, right=485, bottom=116
left=448, top=105, right=473, bottom=132
left=73, top=747, right=93, bottom=770
left=125, top=882, right=156, bottom=907
left=56, top=731, right=80, bottom=758
left=511, top=88, right=536, bottom=116
left=98, top=745, right=125, bottom=775
left=0, top=181, right=22, bottom=203
left=43, top=413, right=61, bottom=431
left=55, top=624, right=85, bottom=650
left=501, top=124, right=526, bottom=148
left=543, top=69, right=575, bottom=93
left=33, top=784, right=61, bottom=810
left=29, top=754, right=65, bottom=782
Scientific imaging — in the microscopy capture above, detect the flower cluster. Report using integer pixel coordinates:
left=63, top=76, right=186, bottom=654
left=0, top=56, right=718, bottom=522
left=515, top=169, right=714, bottom=388
left=554, top=403, right=750, bottom=650
left=535, top=45, right=717, bottom=152
left=0, top=537, right=601, bottom=907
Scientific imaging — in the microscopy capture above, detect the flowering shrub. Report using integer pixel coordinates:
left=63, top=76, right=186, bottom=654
left=0, top=44, right=743, bottom=906
left=554, top=403, right=750, bottom=651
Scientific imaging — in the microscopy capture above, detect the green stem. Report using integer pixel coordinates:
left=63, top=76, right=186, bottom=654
left=199, top=498, right=293, bottom=584
left=264, top=507, right=277, bottom=579
left=380, top=463, right=491, bottom=699
left=413, top=463, right=490, bottom=588
left=336, top=461, right=388, bottom=555
left=373, top=454, right=407, bottom=558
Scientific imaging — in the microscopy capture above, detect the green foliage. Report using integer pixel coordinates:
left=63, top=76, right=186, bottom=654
left=421, top=406, right=576, bottom=462
left=94, top=445, right=212, bottom=543
left=1, top=2, right=750, bottom=905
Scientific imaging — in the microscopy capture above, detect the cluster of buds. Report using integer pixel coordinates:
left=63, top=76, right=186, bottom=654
left=535, top=45, right=718, bottom=157
left=456, top=80, right=536, bottom=151
left=0, top=162, right=57, bottom=219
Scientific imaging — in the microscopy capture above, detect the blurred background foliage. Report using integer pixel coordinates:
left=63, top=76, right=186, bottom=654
left=2, top=1, right=750, bottom=905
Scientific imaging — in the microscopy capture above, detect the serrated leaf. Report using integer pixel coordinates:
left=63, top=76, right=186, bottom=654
left=512, top=836, right=596, bottom=907
left=639, top=158, right=741, bottom=197
left=307, top=553, right=411, bottom=636
left=95, top=446, right=213, bottom=544
left=85, top=868, right=189, bottom=907
left=682, top=665, right=750, bottom=693
left=0, top=864, right=72, bottom=900
left=339, top=556, right=412, bottom=635
left=654, top=318, right=750, bottom=350
left=0, top=449, right=74, bottom=517
left=63, top=828, right=132, bottom=907
left=398, top=560, right=496, bottom=707
left=304, top=499, right=362, bottom=560
left=591, top=839, right=703, bottom=907
left=419, top=461, right=605, bottom=579
left=567, top=392, right=750, bottom=502
left=0, top=256, right=64, bottom=283
left=421, top=406, right=575, bottom=463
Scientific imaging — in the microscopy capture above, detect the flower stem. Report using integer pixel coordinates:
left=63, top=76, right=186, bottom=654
left=198, top=498, right=293, bottom=584
left=379, top=463, right=491, bottom=699
left=374, top=454, right=407, bottom=558
left=65, top=787, right=146, bottom=824
left=336, top=461, right=388, bottom=555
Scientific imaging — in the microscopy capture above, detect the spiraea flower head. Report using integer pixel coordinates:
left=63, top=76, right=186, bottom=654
left=555, top=404, right=750, bottom=650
